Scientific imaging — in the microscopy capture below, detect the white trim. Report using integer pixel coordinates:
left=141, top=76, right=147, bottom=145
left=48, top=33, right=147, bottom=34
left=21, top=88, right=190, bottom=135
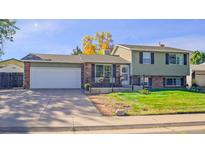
left=95, top=64, right=113, bottom=83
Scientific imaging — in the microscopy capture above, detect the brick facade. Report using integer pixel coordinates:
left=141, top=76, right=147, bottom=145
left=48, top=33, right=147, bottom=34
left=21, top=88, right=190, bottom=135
left=24, top=62, right=30, bottom=89
left=83, top=63, right=92, bottom=85
left=152, top=76, right=164, bottom=88
left=82, top=63, right=122, bottom=87
left=115, top=64, right=121, bottom=85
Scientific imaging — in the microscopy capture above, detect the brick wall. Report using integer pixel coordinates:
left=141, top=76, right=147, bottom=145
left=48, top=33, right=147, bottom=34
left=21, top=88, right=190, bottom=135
left=115, top=64, right=121, bottom=85
left=152, top=76, right=164, bottom=88
left=82, top=63, right=122, bottom=87
left=24, top=62, right=30, bottom=89
left=83, top=63, right=92, bottom=85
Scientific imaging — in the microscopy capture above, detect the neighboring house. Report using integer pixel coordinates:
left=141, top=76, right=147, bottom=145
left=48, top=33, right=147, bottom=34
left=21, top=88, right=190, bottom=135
left=22, top=44, right=190, bottom=89
left=0, top=58, right=24, bottom=73
left=0, top=58, right=24, bottom=88
left=187, top=63, right=205, bottom=87
left=112, top=44, right=190, bottom=88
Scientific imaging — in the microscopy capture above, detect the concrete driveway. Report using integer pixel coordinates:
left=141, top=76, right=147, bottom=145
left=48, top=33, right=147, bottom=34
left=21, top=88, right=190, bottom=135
left=0, top=89, right=101, bottom=128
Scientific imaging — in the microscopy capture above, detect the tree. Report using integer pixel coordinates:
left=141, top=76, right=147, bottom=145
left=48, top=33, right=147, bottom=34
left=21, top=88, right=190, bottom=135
left=71, top=46, right=82, bottom=55
left=82, top=32, right=113, bottom=55
left=95, top=32, right=113, bottom=55
left=82, top=35, right=96, bottom=55
left=0, top=19, right=19, bottom=57
left=190, top=50, right=205, bottom=64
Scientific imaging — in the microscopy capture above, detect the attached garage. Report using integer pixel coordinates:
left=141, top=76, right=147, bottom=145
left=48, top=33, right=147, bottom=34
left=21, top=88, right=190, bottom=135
left=30, top=67, right=81, bottom=89
left=22, top=53, right=130, bottom=89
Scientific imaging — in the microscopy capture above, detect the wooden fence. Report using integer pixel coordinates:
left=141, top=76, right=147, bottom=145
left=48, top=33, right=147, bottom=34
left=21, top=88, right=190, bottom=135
left=0, top=73, right=23, bottom=88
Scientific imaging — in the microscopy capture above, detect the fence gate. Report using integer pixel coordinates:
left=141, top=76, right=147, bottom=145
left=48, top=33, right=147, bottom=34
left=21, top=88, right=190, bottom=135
left=0, top=73, right=23, bottom=88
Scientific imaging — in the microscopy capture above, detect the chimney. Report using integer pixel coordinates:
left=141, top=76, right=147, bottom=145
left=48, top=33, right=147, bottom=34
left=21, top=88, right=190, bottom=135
left=159, top=42, right=165, bottom=47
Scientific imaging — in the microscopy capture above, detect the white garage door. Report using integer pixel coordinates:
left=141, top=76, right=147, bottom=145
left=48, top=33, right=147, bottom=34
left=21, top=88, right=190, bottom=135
left=30, top=67, right=81, bottom=89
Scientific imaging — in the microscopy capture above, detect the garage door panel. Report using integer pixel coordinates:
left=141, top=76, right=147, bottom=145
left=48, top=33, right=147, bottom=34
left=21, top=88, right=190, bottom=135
left=30, top=67, right=81, bottom=89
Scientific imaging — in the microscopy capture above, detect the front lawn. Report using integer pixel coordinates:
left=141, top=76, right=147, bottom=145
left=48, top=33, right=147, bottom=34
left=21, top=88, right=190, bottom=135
left=90, top=90, right=205, bottom=116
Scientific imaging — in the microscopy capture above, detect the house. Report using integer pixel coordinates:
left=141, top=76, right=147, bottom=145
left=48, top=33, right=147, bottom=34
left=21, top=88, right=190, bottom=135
left=22, top=44, right=190, bottom=89
left=0, top=58, right=24, bottom=73
left=0, top=58, right=24, bottom=88
left=112, top=44, right=190, bottom=88
left=22, top=54, right=129, bottom=89
left=187, top=63, right=205, bottom=87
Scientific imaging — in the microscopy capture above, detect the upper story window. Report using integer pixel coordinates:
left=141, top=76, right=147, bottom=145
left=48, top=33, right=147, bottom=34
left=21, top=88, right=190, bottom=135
left=143, top=52, right=151, bottom=64
left=140, top=52, right=154, bottom=64
left=166, top=53, right=187, bottom=65
left=169, top=54, right=184, bottom=65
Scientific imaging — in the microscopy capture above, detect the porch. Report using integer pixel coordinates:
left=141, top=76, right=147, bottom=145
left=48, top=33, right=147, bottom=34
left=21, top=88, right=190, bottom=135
left=85, top=85, right=143, bottom=94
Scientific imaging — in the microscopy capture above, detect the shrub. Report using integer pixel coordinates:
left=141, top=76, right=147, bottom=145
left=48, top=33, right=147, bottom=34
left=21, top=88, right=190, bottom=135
left=192, top=79, right=198, bottom=87
left=138, top=89, right=151, bottom=95
left=84, top=83, right=91, bottom=91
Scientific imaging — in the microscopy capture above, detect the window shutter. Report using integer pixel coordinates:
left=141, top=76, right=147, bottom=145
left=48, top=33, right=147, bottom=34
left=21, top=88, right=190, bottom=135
left=113, top=64, right=116, bottom=78
left=181, top=77, right=184, bottom=86
left=139, top=52, right=143, bottom=64
left=163, top=78, right=166, bottom=87
left=184, top=54, right=187, bottom=65
left=149, top=77, right=152, bottom=87
left=165, top=53, right=169, bottom=64
left=91, top=64, right=95, bottom=83
left=151, top=53, right=154, bottom=64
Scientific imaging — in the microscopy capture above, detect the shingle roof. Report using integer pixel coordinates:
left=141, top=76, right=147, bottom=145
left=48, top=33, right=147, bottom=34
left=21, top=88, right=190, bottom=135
left=191, top=63, right=205, bottom=71
left=117, top=44, right=191, bottom=53
left=79, top=54, right=129, bottom=63
left=21, top=53, right=130, bottom=64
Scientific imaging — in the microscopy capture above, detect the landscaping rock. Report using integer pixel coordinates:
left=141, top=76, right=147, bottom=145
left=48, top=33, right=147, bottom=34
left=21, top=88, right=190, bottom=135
left=115, top=109, right=126, bottom=116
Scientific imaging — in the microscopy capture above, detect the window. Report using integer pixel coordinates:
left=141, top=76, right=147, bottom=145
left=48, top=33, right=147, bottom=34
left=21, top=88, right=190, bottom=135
left=176, top=54, right=184, bottom=65
left=169, top=54, right=184, bottom=65
left=143, top=52, right=151, bottom=64
left=165, top=78, right=181, bottom=86
left=95, top=64, right=113, bottom=83
left=140, top=77, right=149, bottom=86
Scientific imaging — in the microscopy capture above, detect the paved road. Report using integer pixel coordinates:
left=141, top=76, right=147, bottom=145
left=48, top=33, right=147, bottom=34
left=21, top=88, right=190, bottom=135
left=0, top=89, right=101, bottom=128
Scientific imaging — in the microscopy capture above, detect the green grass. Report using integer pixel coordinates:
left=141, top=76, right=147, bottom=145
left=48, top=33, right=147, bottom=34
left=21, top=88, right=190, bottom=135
left=107, top=90, right=205, bottom=115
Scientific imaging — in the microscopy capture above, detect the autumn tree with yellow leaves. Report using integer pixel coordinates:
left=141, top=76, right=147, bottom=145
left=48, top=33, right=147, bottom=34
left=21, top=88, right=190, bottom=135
left=82, top=32, right=113, bottom=55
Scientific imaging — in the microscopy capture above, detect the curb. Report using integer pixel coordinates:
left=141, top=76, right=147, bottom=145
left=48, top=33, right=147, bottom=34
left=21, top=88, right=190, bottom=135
left=1, top=121, right=205, bottom=133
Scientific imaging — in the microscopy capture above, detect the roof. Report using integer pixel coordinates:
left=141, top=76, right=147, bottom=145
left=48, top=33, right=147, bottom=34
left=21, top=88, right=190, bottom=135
left=79, top=54, right=129, bottom=63
left=0, top=58, right=24, bottom=68
left=0, top=58, right=23, bottom=64
left=115, top=44, right=191, bottom=53
left=191, top=63, right=205, bottom=71
left=21, top=53, right=130, bottom=64
left=22, top=53, right=82, bottom=63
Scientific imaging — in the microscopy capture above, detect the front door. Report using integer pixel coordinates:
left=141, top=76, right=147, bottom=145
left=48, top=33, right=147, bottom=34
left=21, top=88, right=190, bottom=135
left=120, top=65, right=129, bottom=85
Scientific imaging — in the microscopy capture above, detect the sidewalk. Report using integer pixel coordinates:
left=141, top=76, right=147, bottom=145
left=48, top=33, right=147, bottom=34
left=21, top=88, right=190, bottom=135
left=1, top=113, right=205, bottom=133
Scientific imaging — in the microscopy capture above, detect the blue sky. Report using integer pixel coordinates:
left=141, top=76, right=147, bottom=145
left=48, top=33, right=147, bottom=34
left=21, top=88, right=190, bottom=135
left=2, top=19, right=205, bottom=60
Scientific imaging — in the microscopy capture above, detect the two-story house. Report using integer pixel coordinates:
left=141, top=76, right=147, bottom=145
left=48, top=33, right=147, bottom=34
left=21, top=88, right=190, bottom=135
left=22, top=44, right=190, bottom=89
left=112, top=44, right=190, bottom=88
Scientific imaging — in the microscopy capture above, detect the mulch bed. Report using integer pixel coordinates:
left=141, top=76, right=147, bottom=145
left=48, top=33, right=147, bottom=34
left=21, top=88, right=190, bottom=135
left=89, top=95, right=114, bottom=116
left=89, top=95, right=131, bottom=116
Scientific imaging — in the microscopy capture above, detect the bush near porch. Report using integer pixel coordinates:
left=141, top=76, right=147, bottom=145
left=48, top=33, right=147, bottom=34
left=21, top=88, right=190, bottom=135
left=89, top=90, right=205, bottom=116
